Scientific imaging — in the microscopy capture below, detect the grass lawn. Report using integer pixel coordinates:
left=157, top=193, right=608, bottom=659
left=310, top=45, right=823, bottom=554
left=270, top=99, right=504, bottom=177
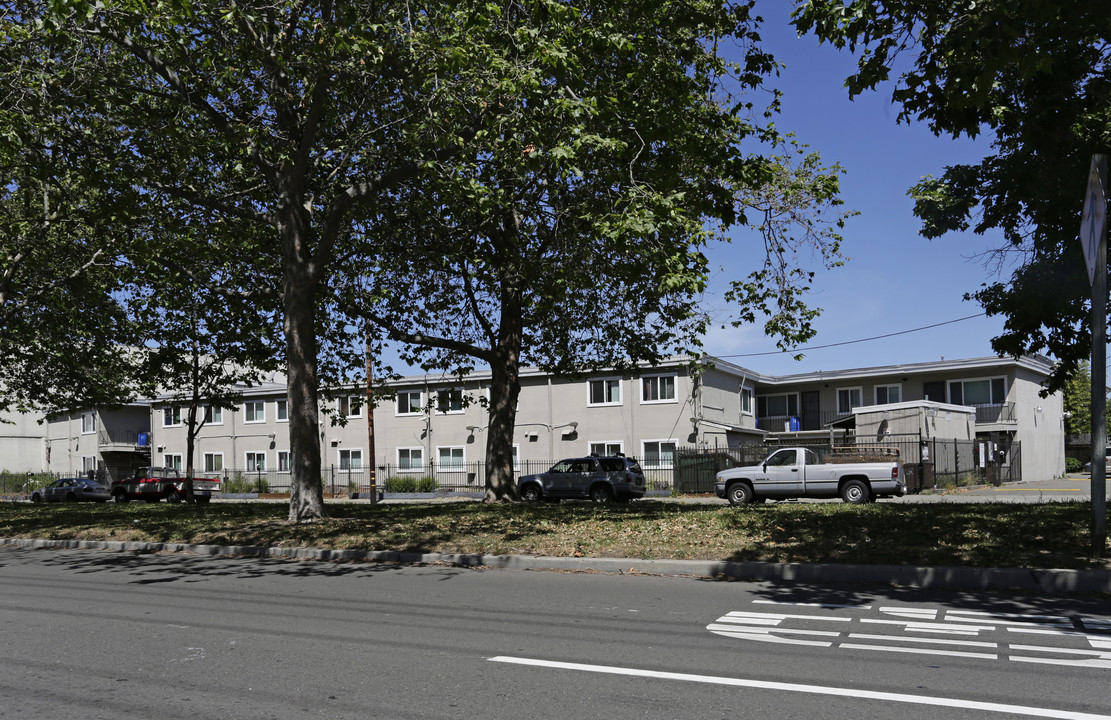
left=2, top=499, right=1109, bottom=570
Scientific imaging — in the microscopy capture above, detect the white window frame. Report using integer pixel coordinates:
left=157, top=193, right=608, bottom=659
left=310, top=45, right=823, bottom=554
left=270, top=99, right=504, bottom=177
left=397, top=447, right=424, bottom=472
left=162, top=406, right=182, bottom=428
left=338, top=395, right=362, bottom=419
left=276, top=400, right=289, bottom=422
left=163, top=453, right=183, bottom=471
left=277, top=450, right=291, bottom=473
left=511, top=443, right=521, bottom=471
left=837, top=387, right=863, bottom=414
left=244, top=400, right=266, bottom=424
left=203, top=452, right=224, bottom=473
left=204, top=405, right=223, bottom=425
left=642, top=440, right=677, bottom=469
left=245, top=452, right=266, bottom=472
left=740, top=386, right=754, bottom=417
left=948, top=376, right=1007, bottom=405
left=339, top=448, right=363, bottom=471
left=641, top=374, right=677, bottom=404
left=758, top=392, right=799, bottom=418
left=396, top=390, right=423, bottom=417
left=587, top=378, right=622, bottom=407
left=874, top=384, right=902, bottom=405
left=436, top=446, right=465, bottom=472
left=589, top=441, right=624, bottom=457
left=81, top=412, right=96, bottom=435
left=435, top=387, right=465, bottom=415
left=81, top=456, right=97, bottom=474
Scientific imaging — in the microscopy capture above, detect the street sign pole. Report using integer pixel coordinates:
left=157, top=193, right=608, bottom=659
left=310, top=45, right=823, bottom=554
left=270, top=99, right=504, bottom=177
left=1081, top=154, right=1108, bottom=556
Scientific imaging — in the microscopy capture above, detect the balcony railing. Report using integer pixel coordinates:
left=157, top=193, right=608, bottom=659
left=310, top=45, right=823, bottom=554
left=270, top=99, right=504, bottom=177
left=756, top=402, right=1017, bottom=432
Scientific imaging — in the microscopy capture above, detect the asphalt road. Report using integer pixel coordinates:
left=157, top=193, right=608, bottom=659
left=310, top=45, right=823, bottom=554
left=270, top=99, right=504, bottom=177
left=2, top=546, right=1109, bottom=720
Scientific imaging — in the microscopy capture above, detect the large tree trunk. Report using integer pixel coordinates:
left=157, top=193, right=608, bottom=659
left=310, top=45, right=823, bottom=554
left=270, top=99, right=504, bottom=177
left=483, top=291, right=523, bottom=502
left=281, top=206, right=326, bottom=522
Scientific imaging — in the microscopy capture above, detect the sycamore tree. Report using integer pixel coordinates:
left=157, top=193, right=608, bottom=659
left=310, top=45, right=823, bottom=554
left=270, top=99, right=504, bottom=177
left=4, top=0, right=507, bottom=521
left=341, top=2, right=849, bottom=501
left=128, top=226, right=282, bottom=500
left=792, top=0, right=1111, bottom=392
left=0, top=147, right=140, bottom=414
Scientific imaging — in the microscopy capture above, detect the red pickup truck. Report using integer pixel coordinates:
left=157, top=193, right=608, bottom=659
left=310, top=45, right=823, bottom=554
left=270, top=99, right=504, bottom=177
left=111, top=466, right=221, bottom=504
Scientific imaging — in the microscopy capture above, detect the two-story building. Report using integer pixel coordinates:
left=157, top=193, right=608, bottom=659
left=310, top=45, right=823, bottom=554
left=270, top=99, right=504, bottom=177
left=2, top=354, right=1066, bottom=488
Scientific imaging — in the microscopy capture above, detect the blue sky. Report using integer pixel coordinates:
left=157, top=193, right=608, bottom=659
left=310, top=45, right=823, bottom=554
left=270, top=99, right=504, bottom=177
left=701, top=2, right=1018, bottom=376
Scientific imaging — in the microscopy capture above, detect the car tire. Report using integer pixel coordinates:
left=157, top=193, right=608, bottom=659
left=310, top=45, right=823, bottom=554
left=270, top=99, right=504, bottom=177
left=840, top=479, right=871, bottom=504
left=165, top=488, right=182, bottom=503
left=31, top=493, right=42, bottom=503
left=590, top=484, right=614, bottom=504
left=520, top=484, right=542, bottom=502
left=113, top=493, right=129, bottom=504
left=727, top=482, right=755, bottom=506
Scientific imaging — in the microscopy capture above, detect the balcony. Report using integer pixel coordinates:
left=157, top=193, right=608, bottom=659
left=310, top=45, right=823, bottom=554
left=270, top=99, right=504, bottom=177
left=98, top=428, right=151, bottom=452
left=972, top=402, right=1017, bottom=425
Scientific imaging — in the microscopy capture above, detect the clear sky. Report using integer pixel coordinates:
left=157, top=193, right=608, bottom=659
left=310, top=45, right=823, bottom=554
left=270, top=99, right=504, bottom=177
left=701, top=1, right=1021, bottom=377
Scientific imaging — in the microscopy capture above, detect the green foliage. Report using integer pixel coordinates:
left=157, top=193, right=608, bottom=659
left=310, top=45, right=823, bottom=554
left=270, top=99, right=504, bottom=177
left=792, top=0, right=1111, bottom=392
left=383, top=476, right=438, bottom=493
left=1065, top=457, right=1083, bottom=474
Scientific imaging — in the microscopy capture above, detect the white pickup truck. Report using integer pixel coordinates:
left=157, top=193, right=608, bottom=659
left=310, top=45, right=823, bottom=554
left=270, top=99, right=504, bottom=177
left=714, top=447, right=906, bottom=505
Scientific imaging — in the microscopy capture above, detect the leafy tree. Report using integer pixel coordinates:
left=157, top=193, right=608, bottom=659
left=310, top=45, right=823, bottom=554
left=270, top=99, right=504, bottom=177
left=0, top=145, right=140, bottom=413
left=791, top=0, right=1111, bottom=392
left=4, top=0, right=486, bottom=521
left=343, top=3, right=848, bottom=500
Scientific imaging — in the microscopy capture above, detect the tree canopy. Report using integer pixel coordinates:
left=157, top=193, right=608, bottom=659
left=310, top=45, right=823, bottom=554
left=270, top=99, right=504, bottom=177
left=792, top=0, right=1111, bottom=391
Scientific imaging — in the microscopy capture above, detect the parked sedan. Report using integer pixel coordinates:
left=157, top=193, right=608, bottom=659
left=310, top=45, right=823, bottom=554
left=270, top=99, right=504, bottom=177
left=31, top=478, right=111, bottom=503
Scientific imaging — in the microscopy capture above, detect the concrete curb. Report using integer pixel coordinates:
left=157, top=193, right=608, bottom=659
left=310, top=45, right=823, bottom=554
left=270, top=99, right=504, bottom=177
left=3, top=536, right=1109, bottom=594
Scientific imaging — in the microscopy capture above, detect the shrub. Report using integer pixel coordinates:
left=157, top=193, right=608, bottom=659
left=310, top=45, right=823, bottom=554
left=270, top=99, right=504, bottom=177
left=1065, top=457, right=1083, bottom=473
left=383, top=476, right=437, bottom=493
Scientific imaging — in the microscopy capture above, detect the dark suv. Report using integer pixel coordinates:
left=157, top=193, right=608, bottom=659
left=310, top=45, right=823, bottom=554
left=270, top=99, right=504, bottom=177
left=518, top=455, right=646, bottom=503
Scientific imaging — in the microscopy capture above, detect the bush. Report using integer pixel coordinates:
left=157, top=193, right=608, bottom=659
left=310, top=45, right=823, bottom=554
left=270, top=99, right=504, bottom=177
left=384, top=476, right=437, bottom=493
left=1065, top=457, right=1083, bottom=473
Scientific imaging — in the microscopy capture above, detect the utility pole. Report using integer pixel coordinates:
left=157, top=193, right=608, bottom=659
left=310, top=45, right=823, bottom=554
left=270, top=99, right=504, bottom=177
left=1080, top=154, right=1107, bottom=556
left=364, top=335, right=378, bottom=505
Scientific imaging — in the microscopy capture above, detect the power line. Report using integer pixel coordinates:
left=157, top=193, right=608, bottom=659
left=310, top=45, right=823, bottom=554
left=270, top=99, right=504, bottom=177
left=717, top=313, right=988, bottom=359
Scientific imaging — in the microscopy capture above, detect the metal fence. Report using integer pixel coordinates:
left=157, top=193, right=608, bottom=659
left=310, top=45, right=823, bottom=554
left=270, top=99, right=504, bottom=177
left=673, top=434, right=1022, bottom=493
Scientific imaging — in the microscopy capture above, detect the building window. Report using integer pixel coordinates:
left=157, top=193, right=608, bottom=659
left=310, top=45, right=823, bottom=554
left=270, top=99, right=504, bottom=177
left=642, top=440, right=677, bottom=469
left=511, top=444, right=521, bottom=471
left=339, top=448, right=363, bottom=471
left=245, top=452, right=266, bottom=472
left=81, top=412, right=96, bottom=434
left=837, top=387, right=863, bottom=414
left=948, top=377, right=1006, bottom=406
left=244, top=400, right=265, bottom=423
left=641, top=375, right=677, bottom=403
left=588, top=378, right=622, bottom=406
left=338, top=395, right=362, bottom=419
left=276, top=400, right=288, bottom=422
left=204, top=405, right=223, bottom=425
left=278, top=451, right=291, bottom=473
left=740, top=387, right=754, bottom=416
left=396, top=390, right=423, bottom=416
left=757, top=393, right=798, bottom=418
left=589, top=441, right=624, bottom=457
left=163, top=453, right=182, bottom=471
left=436, top=388, right=464, bottom=414
left=162, top=406, right=182, bottom=427
left=437, top=446, right=464, bottom=471
left=82, top=456, right=97, bottom=474
left=398, top=447, right=423, bottom=472
left=203, top=452, right=224, bottom=473
left=875, top=385, right=902, bottom=405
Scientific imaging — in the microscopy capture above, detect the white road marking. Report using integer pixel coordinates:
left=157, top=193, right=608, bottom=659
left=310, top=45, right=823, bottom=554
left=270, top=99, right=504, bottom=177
left=860, top=618, right=994, bottom=634
left=753, top=600, right=872, bottom=609
left=488, top=656, right=1111, bottom=720
left=847, top=633, right=997, bottom=649
left=839, top=642, right=998, bottom=660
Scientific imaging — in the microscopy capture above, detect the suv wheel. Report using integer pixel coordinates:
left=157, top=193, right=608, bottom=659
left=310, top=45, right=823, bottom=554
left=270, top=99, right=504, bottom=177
left=520, top=484, right=542, bottom=502
left=590, top=484, right=614, bottom=504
